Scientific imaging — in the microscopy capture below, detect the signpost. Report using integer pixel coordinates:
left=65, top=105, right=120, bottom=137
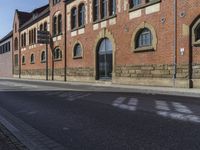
left=37, top=30, right=50, bottom=80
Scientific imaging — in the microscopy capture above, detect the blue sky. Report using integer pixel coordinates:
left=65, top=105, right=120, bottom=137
left=0, top=0, right=48, bottom=39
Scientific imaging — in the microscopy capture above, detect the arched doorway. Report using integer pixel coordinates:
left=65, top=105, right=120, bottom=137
left=96, top=38, right=113, bottom=80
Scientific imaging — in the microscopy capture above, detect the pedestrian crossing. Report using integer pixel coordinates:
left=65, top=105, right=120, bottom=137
left=35, top=91, right=200, bottom=124
left=112, top=97, right=138, bottom=111
left=112, top=97, right=200, bottom=123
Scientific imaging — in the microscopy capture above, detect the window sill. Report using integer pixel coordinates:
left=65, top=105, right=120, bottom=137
left=30, top=62, right=35, bottom=64
left=71, top=25, right=85, bottom=32
left=134, top=46, right=155, bottom=52
left=93, top=14, right=117, bottom=24
left=129, top=0, right=161, bottom=12
left=54, top=58, right=62, bottom=62
left=41, top=60, right=46, bottom=63
left=22, top=63, right=26, bottom=65
left=73, top=56, right=83, bottom=59
left=193, top=41, right=200, bottom=47
left=52, top=33, right=63, bottom=38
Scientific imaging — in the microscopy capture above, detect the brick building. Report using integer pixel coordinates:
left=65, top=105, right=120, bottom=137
left=0, top=31, right=13, bottom=77
left=1, top=0, right=200, bottom=88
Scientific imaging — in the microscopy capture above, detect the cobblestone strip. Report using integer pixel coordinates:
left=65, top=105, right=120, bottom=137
left=0, top=107, right=66, bottom=150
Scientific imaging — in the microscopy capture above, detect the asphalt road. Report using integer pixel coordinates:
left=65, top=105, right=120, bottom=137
left=0, top=79, right=200, bottom=150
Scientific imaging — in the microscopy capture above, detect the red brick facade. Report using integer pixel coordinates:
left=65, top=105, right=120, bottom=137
left=1, top=0, right=199, bottom=88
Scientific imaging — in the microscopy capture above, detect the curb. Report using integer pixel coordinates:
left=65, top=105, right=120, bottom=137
left=0, top=77, right=200, bottom=98
left=0, top=123, right=28, bottom=150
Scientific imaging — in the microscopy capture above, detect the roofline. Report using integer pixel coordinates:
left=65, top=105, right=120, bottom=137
left=19, top=9, right=50, bottom=32
left=0, top=31, right=13, bottom=44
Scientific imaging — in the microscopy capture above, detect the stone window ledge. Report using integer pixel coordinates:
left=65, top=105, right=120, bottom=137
left=93, top=15, right=117, bottom=25
left=71, top=26, right=85, bottom=32
left=52, top=33, right=63, bottom=38
left=193, top=41, right=200, bottom=47
left=30, top=62, right=35, bottom=64
left=134, top=46, right=154, bottom=52
left=41, top=60, right=46, bottom=63
left=54, top=58, right=62, bottom=62
left=73, top=56, right=83, bottom=59
left=129, top=0, right=161, bottom=12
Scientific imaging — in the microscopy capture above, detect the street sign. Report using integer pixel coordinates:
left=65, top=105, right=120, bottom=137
left=37, top=30, right=50, bottom=44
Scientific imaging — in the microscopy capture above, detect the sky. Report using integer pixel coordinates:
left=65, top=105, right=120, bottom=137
left=0, top=0, right=48, bottom=39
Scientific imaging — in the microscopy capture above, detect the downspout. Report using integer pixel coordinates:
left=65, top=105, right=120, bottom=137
left=64, top=3, right=67, bottom=82
left=173, top=0, right=177, bottom=87
left=19, top=31, right=21, bottom=78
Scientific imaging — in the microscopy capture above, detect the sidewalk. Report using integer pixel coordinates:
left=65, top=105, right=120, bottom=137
left=1, top=77, right=200, bottom=98
left=0, top=123, right=28, bottom=150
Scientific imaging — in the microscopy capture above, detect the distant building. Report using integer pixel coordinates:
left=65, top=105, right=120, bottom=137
left=0, top=31, right=13, bottom=77
left=1, top=0, right=200, bottom=88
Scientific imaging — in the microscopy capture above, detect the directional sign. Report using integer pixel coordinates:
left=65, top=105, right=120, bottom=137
left=37, top=30, right=50, bottom=44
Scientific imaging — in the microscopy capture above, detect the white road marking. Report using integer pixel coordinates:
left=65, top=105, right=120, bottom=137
left=112, top=97, right=126, bottom=105
left=157, top=101, right=200, bottom=124
left=58, top=93, right=69, bottom=98
left=155, top=100, right=170, bottom=111
left=67, top=93, right=91, bottom=101
left=128, top=98, right=138, bottom=106
left=187, top=115, right=200, bottom=123
left=112, top=97, right=138, bottom=111
left=172, top=102, right=193, bottom=114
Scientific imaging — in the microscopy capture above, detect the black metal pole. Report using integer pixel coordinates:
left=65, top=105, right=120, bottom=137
left=64, top=3, right=67, bottom=82
left=52, top=53, right=54, bottom=80
left=46, top=41, right=48, bottom=80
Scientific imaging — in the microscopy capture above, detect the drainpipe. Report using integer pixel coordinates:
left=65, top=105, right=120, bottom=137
left=19, top=32, right=21, bottom=79
left=64, top=3, right=67, bottom=82
left=173, top=0, right=177, bottom=87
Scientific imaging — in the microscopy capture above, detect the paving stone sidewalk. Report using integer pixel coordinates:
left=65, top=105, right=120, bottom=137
left=0, top=123, right=28, bottom=150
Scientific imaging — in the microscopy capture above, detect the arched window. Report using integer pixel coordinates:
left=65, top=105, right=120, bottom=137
left=21, top=34, right=24, bottom=47
left=195, top=24, right=200, bottom=42
left=73, top=43, right=83, bottom=58
left=33, top=28, right=36, bottom=44
left=58, top=14, right=62, bottom=34
left=53, top=0, right=61, bottom=5
left=41, top=51, right=46, bottom=62
left=30, top=54, right=35, bottom=64
left=78, top=4, right=85, bottom=27
left=23, top=33, right=26, bottom=47
left=22, top=56, right=26, bottom=64
left=40, top=24, right=43, bottom=31
left=53, top=48, right=62, bottom=60
left=71, top=7, right=77, bottom=29
left=14, top=37, right=18, bottom=50
left=109, top=0, right=116, bottom=16
left=192, top=18, right=200, bottom=46
left=97, top=38, right=113, bottom=79
left=21, top=33, right=26, bottom=47
left=93, top=0, right=99, bottom=21
left=29, top=30, right=31, bottom=45
left=44, top=22, right=48, bottom=31
left=129, top=0, right=141, bottom=9
left=53, top=16, right=57, bottom=35
left=136, top=28, right=152, bottom=48
left=101, top=0, right=108, bottom=19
